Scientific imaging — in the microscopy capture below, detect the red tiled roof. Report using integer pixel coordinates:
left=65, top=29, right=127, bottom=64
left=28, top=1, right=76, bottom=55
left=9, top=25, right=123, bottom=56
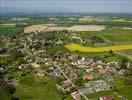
left=100, top=96, right=113, bottom=100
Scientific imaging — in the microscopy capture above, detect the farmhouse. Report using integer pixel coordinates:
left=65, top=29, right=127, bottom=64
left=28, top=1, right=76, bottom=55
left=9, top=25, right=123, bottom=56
left=99, top=96, right=113, bottom=100
left=62, top=80, right=72, bottom=89
left=51, top=68, right=62, bottom=77
left=84, top=73, right=93, bottom=80
left=31, top=62, right=40, bottom=68
left=61, top=80, right=72, bottom=90
left=71, top=91, right=81, bottom=100
left=33, top=50, right=47, bottom=57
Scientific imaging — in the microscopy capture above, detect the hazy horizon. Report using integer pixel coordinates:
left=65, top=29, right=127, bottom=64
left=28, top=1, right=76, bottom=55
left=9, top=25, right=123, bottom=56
left=0, top=0, right=132, bottom=14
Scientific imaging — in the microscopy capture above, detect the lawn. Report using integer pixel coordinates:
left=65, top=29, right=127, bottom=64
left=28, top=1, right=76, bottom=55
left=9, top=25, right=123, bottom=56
left=0, top=40, right=5, bottom=47
left=0, top=92, right=9, bottom=100
left=65, top=43, right=132, bottom=53
left=16, top=74, right=72, bottom=100
left=118, top=85, right=132, bottom=100
left=0, top=56, right=13, bottom=65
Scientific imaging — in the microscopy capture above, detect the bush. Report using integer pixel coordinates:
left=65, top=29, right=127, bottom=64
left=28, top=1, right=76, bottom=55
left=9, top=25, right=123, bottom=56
left=120, top=58, right=128, bottom=69
left=6, top=84, right=16, bottom=95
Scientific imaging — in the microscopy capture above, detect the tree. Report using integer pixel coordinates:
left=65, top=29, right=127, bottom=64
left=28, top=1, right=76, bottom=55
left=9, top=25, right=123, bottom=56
left=70, top=87, right=77, bottom=93
left=124, top=67, right=132, bottom=76
left=6, top=84, right=16, bottom=95
left=0, top=64, right=4, bottom=77
left=8, top=49, right=23, bottom=60
left=0, top=78, right=8, bottom=92
left=108, top=50, right=114, bottom=56
left=120, top=58, right=128, bottom=69
left=74, top=77, right=85, bottom=87
left=11, top=96, right=19, bottom=100
left=16, top=57, right=26, bottom=65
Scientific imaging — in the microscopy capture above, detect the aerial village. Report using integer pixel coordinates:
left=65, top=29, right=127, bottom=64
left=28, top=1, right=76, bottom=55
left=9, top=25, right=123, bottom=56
left=0, top=15, right=132, bottom=100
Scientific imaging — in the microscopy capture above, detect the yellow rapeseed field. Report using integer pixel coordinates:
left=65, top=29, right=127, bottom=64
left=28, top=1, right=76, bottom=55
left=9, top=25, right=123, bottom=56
left=65, top=43, right=132, bottom=52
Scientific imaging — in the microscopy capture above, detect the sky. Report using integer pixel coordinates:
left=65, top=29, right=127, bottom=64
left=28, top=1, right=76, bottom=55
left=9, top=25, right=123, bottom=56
left=0, top=0, right=132, bottom=13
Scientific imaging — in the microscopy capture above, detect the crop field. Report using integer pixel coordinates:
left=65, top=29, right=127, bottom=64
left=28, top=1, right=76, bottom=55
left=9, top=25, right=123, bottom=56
left=47, top=26, right=69, bottom=31
left=0, top=23, right=16, bottom=27
left=119, top=49, right=132, bottom=56
left=78, top=27, right=132, bottom=45
left=93, top=27, right=132, bottom=35
left=101, top=27, right=132, bottom=45
left=69, top=25, right=105, bottom=31
left=112, top=19, right=132, bottom=22
left=122, top=27, right=132, bottom=30
left=24, top=24, right=48, bottom=33
left=25, top=24, right=105, bottom=33
left=65, top=43, right=132, bottom=52
left=103, top=33, right=132, bottom=44
left=112, top=19, right=126, bottom=22
left=47, top=25, right=105, bottom=32
left=0, top=26, right=23, bottom=35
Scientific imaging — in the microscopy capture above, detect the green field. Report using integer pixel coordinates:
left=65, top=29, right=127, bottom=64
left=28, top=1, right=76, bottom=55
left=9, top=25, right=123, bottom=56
left=0, top=26, right=23, bottom=35
left=86, top=90, right=121, bottom=100
left=0, top=93, right=9, bottom=100
left=103, top=33, right=132, bottom=44
left=16, top=74, right=72, bottom=100
left=81, top=27, right=132, bottom=36
left=71, top=27, right=132, bottom=57
left=120, top=50, right=132, bottom=56
left=88, top=27, right=132, bottom=36
left=0, top=23, right=16, bottom=27
left=77, top=27, right=132, bottom=45
left=65, top=43, right=132, bottom=53
left=112, top=19, right=132, bottom=22
left=0, top=40, right=5, bottom=47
